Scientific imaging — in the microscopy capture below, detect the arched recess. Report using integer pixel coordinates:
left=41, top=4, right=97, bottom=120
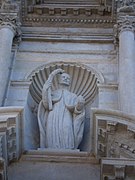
left=27, top=62, right=104, bottom=105
left=25, top=62, right=104, bottom=151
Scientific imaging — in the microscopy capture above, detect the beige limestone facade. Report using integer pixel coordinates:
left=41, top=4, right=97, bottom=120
left=0, top=0, right=135, bottom=179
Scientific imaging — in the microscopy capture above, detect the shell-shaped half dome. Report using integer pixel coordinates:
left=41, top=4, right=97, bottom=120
left=28, top=62, right=104, bottom=104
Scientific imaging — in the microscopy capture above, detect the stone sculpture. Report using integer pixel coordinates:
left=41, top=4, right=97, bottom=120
left=38, top=69, right=85, bottom=149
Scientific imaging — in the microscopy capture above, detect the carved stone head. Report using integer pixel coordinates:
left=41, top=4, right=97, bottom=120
left=58, top=73, right=71, bottom=86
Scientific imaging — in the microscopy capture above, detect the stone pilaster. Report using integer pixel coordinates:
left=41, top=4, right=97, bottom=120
left=117, top=15, right=135, bottom=114
left=0, top=7, right=21, bottom=106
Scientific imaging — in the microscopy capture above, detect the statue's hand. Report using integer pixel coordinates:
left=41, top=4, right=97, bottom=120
left=48, top=68, right=65, bottom=82
left=43, top=69, right=65, bottom=90
left=51, top=68, right=64, bottom=76
left=76, top=96, right=85, bottom=111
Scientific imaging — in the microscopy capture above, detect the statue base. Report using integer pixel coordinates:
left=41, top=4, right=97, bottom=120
left=22, top=149, right=98, bottom=164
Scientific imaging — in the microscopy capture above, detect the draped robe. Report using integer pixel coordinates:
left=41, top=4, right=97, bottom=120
left=38, top=88, right=85, bottom=149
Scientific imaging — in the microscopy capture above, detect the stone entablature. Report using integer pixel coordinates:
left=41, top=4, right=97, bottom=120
left=21, top=0, right=115, bottom=27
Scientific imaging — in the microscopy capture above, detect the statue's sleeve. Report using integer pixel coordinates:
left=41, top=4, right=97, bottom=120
left=42, top=82, right=51, bottom=110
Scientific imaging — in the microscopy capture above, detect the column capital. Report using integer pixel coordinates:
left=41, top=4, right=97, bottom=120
left=0, top=13, right=21, bottom=42
left=113, top=15, right=135, bottom=46
left=0, top=0, right=21, bottom=42
left=117, top=15, right=135, bottom=34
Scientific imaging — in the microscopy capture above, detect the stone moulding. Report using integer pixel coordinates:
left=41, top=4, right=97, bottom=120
left=92, top=108, right=135, bottom=159
left=27, top=62, right=104, bottom=105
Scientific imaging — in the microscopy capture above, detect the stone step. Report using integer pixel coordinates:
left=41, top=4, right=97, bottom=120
left=21, top=150, right=99, bottom=164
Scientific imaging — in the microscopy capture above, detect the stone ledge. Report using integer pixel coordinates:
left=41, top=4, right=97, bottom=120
left=21, top=150, right=99, bottom=164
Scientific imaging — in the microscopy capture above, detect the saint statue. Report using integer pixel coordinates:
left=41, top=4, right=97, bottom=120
left=38, top=69, right=85, bottom=149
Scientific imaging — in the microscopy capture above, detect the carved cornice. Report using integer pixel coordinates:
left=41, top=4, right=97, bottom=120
left=21, top=0, right=115, bottom=27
